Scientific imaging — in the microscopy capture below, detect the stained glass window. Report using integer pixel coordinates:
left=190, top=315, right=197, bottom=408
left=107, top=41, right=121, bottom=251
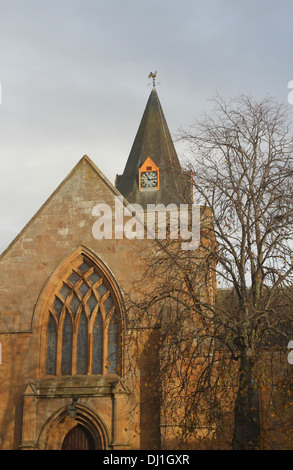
left=61, top=313, right=72, bottom=375
left=77, top=310, right=88, bottom=374
left=92, top=311, right=103, bottom=374
left=108, top=315, right=118, bottom=374
left=46, top=315, right=57, bottom=375
left=46, top=256, right=120, bottom=376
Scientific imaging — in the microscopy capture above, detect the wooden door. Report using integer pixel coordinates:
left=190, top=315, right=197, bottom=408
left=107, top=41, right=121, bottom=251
left=62, top=425, right=95, bottom=450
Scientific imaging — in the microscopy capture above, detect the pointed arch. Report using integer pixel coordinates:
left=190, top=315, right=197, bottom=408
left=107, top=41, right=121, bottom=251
left=37, top=402, right=110, bottom=450
left=34, top=246, right=124, bottom=377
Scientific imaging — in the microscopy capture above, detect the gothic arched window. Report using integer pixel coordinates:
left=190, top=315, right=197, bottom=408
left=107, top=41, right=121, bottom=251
left=45, top=256, right=121, bottom=376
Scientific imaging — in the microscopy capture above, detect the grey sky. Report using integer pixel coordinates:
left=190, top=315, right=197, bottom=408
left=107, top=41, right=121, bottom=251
left=1, top=0, right=293, bottom=254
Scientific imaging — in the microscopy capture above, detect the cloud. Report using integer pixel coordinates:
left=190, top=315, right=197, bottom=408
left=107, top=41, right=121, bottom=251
left=1, top=0, right=293, bottom=253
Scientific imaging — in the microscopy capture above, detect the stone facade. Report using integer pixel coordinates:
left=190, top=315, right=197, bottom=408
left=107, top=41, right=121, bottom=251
left=0, top=88, right=215, bottom=450
left=0, top=156, right=161, bottom=449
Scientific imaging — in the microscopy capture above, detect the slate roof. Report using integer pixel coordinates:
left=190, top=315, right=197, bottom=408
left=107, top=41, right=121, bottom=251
left=115, top=88, right=192, bottom=208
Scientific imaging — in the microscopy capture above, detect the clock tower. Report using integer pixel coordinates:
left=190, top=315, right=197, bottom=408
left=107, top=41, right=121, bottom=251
left=139, top=157, right=159, bottom=191
left=115, top=78, right=192, bottom=208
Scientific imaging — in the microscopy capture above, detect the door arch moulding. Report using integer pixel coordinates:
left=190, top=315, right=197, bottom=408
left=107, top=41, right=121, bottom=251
left=37, top=402, right=110, bottom=450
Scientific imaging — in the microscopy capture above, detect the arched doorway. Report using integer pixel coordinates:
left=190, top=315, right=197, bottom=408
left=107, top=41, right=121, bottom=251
left=36, top=401, right=110, bottom=450
left=62, top=424, right=95, bottom=450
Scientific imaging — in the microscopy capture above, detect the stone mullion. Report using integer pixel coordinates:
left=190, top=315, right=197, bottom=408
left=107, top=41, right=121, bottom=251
left=86, top=300, right=93, bottom=375
left=102, top=315, right=109, bottom=375
left=88, top=330, right=93, bottom=375
left=71, top=302, right=82, bottom=375
left=80, top=284, right=92, bottom=375
left=87, top=301, right=99, bottom=375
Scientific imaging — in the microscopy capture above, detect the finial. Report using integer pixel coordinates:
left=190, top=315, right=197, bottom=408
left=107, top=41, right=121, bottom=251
left=148, top=71, right=157, bottom=88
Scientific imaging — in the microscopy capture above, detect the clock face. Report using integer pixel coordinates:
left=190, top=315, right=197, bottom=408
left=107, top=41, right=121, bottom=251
left=140, top=171, right=158, bottom=189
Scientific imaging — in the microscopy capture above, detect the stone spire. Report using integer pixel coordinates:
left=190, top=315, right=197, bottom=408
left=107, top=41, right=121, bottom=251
left=115, top=84, right=192, bottom=208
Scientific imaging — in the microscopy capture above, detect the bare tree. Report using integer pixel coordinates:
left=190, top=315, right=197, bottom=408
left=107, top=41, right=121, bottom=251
left=125, top=94, right=293, bottom=450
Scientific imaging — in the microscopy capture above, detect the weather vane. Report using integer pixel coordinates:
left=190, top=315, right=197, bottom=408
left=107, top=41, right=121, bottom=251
left=148, top=71, right=158, bottom=88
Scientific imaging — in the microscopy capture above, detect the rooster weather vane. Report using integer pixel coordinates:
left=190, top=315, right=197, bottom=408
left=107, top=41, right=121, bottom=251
left=148, top=71, right=158, bottom=88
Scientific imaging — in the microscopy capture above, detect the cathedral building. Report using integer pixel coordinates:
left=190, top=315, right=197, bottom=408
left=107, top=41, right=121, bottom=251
left=0, top=79, right=212, bottom=450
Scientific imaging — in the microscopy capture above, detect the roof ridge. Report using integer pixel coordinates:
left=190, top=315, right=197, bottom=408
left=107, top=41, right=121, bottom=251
left=0, top=156, right=124, bottom=261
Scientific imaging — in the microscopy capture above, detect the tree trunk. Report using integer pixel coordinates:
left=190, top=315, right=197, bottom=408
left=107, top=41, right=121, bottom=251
left=232, top=354, right=260, bottom=450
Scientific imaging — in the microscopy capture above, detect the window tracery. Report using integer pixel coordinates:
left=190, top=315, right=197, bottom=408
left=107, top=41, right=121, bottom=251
left=45, top=256, right=120, bottom=376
